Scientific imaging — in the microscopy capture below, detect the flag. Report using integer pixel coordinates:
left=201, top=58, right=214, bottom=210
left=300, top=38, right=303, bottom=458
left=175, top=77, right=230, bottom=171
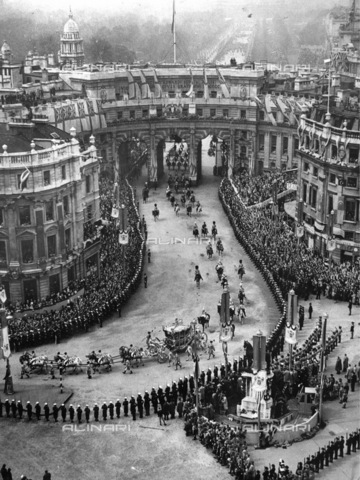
left=285, top=324, right=297, bottom=344
left=20, top=166, right=30, bottom=191
left=203, top=68, right=209, bottom=100
left=139, top=70, right=151, bottom=99
left=216, top=68, right=230, bottom=98
left=1, top=313, right=11, bottom=359
left=153, top=69, right=163, bottom=98
left=119, top=232, right=129, bottom=245
left=186, top=68, right=194, bottom=97
left=111, top=207, right=119, bottom=219
left=126, top=70, right=136, bottom=99
left=252, top=370, right=267, bottom=392
left=171, top=0, right=175, bottom=33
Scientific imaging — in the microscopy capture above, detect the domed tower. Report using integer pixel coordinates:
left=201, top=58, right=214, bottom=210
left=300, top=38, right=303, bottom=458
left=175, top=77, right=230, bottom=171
left=1, top=40, right=12, bottom=62
left=59, top=9, right=85, bottom=69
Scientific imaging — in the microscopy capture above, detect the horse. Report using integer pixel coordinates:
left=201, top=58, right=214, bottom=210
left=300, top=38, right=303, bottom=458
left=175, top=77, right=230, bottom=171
left=216, top=239, right=224, bottom=257
left=29, top=355, right=49, bottom=373
left=215, top=262, right=224, bottom=281
left=211, top=225, right=217, bottom=241
left=63, top=356, right=83, bottom=374
left=97, top=353, right=114, bottom=372
left=152, top=207, right=160, bottom=221
left=197, top=312, right=210, bottom=332
left=142, top=187, right=149, bottom=203
left=19, top=351, right=33, bottom=365
left=206, top=244, right=213, bottom=259
left=243, top=340, right=253, bottom=368
left=193, top=225, right=199, bottom=239
left=201, top=223, right=208, bottom=237
left=119, top=346, right=144, bottom=367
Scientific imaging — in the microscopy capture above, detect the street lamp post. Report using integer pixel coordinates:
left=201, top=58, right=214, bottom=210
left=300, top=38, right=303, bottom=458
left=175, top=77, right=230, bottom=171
left=328, top=210, right=334, bottom=269
left=0, top=303, right=14, bottom=395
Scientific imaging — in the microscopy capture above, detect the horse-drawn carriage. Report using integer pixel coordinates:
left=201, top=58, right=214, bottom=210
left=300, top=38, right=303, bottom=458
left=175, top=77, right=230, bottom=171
left=163, top=319, right=208, bottom=354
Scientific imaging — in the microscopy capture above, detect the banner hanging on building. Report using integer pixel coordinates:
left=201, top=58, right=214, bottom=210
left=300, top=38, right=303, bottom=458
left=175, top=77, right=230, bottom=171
left=285, top=324, right=297, bottom=344
left=1, top=314, right=11, bottom=359
left=327, top=239, right=336, bottom=251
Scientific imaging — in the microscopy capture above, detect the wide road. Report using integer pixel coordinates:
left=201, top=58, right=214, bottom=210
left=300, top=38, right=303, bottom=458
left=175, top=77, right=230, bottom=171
left=0, top=165, right=284, bottom=480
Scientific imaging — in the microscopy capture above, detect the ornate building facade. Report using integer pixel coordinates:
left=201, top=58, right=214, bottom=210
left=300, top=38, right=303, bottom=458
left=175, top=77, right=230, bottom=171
left=0, top=126, right=100, bottom=303
left=296, top=113, right=360, bottom=264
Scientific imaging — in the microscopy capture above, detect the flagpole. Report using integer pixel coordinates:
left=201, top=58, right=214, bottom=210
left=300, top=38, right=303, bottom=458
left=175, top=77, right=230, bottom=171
left=173, top=0, right=176, bottom=64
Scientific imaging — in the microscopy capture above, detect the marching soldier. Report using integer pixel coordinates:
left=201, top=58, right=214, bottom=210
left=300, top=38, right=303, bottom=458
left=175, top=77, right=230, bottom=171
left=102, top=402, right=108, bottom=421
left=35, top=402, right=41, bottom=420
left=150, top=389, right=158, bottom=414
left=76, top=405, right=83, bottom=424
left=144, top=392, right=150, bottom=416
left=123, top=397, right=129, bottom=417
left=60, top=404, right=67, bottom=422
left=44, top=403, right=50, bottom=422
left=339, top=436, right=345, bottom=457
left=68, top=404, right=75, bottom=423
left=130, top=396, right=136, bottom=421
left=108, top=401, right=114, bottom=420
left=115, top=399, right=121, bottom=418
left=137, top=394, right=144, bottom=419
left=17, top=400, right=23, bottom=419
left=93, top=403, right=99, bottom=421
left=84, top=405, right=90, bottom=423
left=52, top=403, right=59, bottom=423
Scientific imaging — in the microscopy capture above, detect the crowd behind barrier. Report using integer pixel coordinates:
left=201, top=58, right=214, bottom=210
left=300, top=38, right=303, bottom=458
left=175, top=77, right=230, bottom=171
left=219, top=178, right=359, bottom=304
left=232, top=172, right=293, bottom=207
left=6, top=177, right=145, bottom=351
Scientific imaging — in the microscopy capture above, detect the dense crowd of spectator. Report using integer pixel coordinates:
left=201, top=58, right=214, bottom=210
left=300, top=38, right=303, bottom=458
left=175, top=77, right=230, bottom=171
left=232, top=172, right=296, bottom=207
left=6, top=178, right=145, bottom=351
left=220, top=178, right=359, bottom=302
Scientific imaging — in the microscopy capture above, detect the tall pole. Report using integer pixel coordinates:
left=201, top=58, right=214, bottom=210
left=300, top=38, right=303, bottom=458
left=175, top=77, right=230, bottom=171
left=173, top=0, right=177, bottom=64
left=0, top=306, right=14, bottom=395
left=319, top=313, right=327, bottom=425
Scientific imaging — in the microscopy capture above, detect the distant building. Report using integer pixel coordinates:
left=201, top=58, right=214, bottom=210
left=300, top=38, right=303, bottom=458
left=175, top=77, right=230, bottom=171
left=59, top=10, right=85, bottom=70
left=0, top=40, right=23, bottom=89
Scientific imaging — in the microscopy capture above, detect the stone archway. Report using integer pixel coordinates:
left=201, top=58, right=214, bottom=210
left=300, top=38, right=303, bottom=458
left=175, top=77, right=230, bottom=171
left=116, top=133, right=149, bottom=180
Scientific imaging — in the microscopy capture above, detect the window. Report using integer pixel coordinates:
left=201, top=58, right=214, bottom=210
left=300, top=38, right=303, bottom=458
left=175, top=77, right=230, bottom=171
left=86, top=204, right=93, bottom=221
left=240, top=146, right=247, bottom=157
left=65, top=228, right=71, bottom=250
left=63, top=195, right=70, bottom=215
left=347, top=177, right=357, bottom=188
left=21, top=239, right=34, bottom=263
left=0, top=241, right=7, bottom=265
left=142, top=110, right=148, bottom=118
left=17, top=173, right=28, bottom=190
left=210, top=108, right=216, bottom=117
left=313, top=167, right=318, bottom=178
left=302, top=182, right=307, bottom=203
left=259, top=111, right=265, bottom=121
left=271, top=135, right=277, bottom=153
left=241, top=130, right=247, bottom=140
left=310, top=186, right=317, bottom=208
left=197, top=108, right=203, bottom=116
left=329, top=173, right=336, bottom=184
left=344, top=231, right=354, bottom=241
left=129, top=110, right=135, bottom=119
left=304, top=162, right=309, bottom=172
left=117, top=111, right=123, bottom=120
left=349, top=147, right=358, bottom=163
left=282, top=137, right=288, bottom=155
left=345, top=199, right=357, bottom=221
left=43, top=170, right=51, bottom=186
left=259, top=134, right=264, bottom=151
left=47, top=234, right=57, bottom=257
left=61, top=165, right=66, bottom=180
left=0, top=207, right=4, bottom=226
left=294, top=138, right=299, bottom=151
left=240, top=110, right=246, bottom=119
left=195, top=91, right=203, bottom=98
left=86, top=175, right=91, bottom=194
left=45, top=200, right=54, bottom=222
left=210, top=91, right=217, bottom=98
left=328, top=195, right=334, bottom=214
left=223, top=109, right=228, bottom=117
left=331, top=145, right=337, bottom=158
left=19, top=206, right=31, bottom=226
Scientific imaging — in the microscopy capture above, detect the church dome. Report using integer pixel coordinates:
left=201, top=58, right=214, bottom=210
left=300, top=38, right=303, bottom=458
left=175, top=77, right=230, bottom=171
left=64, top=12, right=79, bottom=34
left=1, top=40, right=11, bottom=56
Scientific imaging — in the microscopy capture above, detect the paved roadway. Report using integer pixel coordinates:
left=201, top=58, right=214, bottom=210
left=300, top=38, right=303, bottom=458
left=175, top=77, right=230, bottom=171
left=1, top=165, right=359, bottom=480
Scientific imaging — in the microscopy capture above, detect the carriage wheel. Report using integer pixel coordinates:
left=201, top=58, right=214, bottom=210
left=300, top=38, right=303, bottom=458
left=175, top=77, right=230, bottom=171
left=157, top=351, right=167, bottom=363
